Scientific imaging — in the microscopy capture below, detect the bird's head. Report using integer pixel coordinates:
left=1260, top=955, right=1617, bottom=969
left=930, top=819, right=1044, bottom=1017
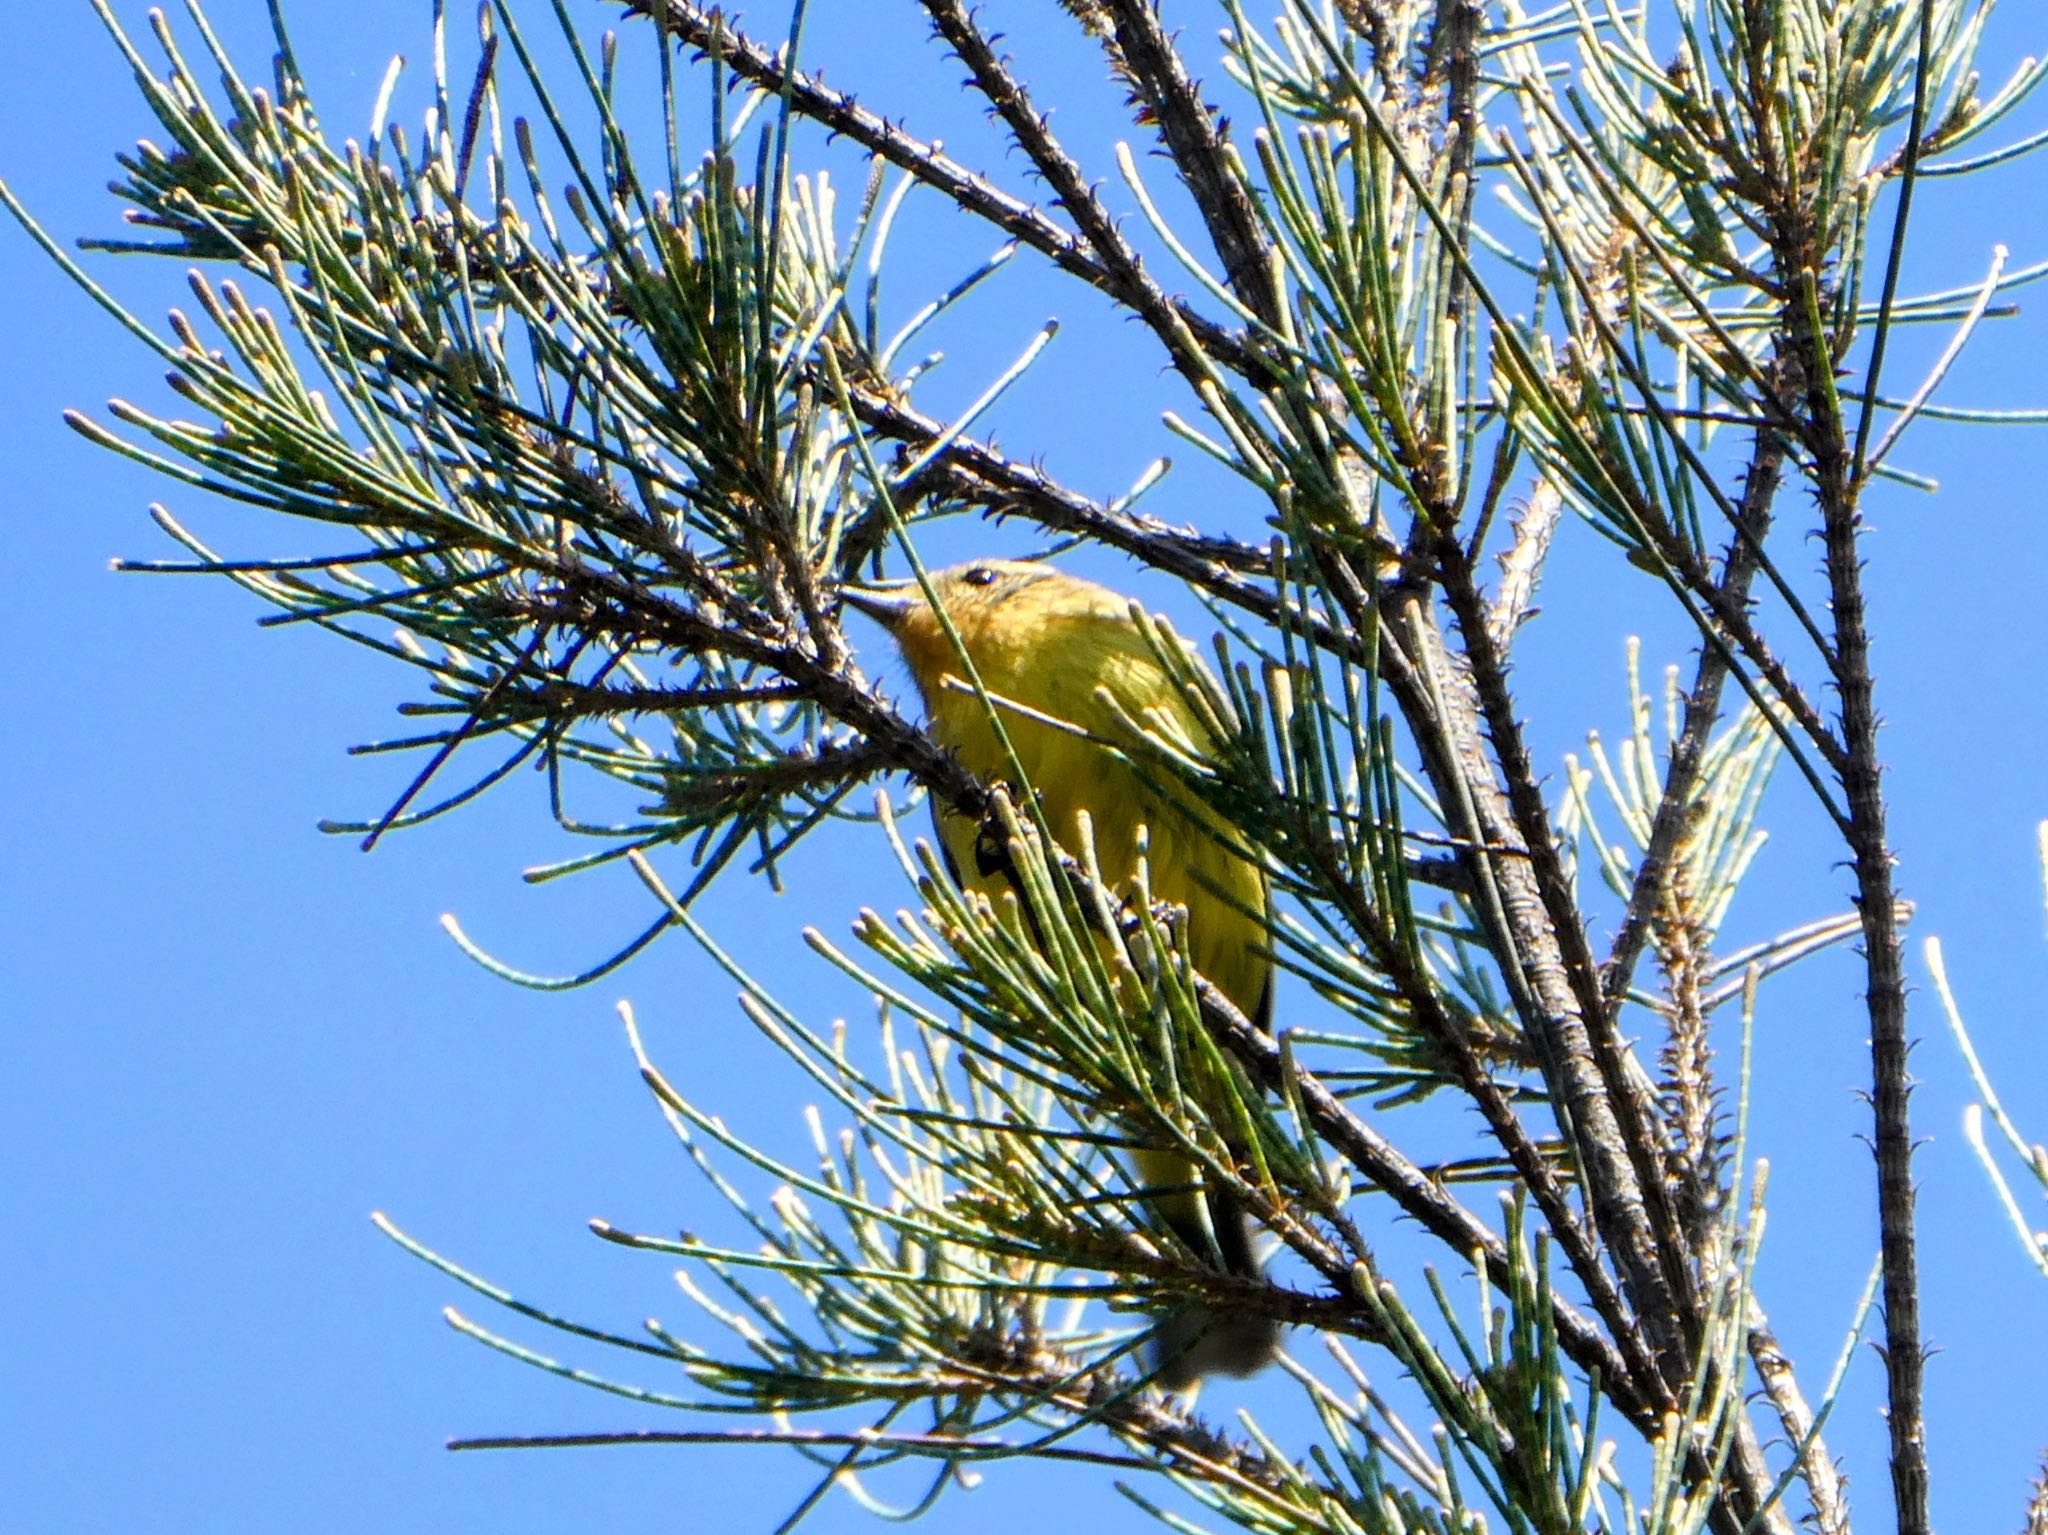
left=842, top=560, right=1122, bottom=689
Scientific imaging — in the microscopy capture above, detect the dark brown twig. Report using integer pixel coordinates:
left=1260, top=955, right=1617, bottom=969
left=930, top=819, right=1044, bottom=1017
left=620, top=0, right=1261, bottom=379
left=1815, top=324, right=1927, bottom=1535
left=1091, top=1, right=1279, bottom=328
left=918, top=0, right=1231, bottom=394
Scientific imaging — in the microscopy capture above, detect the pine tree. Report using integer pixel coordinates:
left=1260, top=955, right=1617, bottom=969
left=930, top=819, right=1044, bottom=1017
left=13, top=2, right=2048, bottom=1530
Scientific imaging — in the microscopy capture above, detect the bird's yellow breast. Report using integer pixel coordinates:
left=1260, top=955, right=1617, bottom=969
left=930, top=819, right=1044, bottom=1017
left=904, top=595, right=1269, bottom=1027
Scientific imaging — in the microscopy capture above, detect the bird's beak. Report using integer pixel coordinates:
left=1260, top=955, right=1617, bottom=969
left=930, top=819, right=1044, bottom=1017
left=840, top=579, right=920, bottom=631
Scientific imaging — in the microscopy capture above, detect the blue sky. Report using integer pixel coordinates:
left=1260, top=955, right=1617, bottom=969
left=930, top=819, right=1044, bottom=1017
left=8, top=3, right=2048, bottom=1532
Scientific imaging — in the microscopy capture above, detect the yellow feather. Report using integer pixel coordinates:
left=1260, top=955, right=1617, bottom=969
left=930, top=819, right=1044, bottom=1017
left=855, top=559, right=1279, bottom=1388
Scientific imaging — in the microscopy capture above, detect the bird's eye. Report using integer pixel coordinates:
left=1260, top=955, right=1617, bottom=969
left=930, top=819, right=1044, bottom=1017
left=962, top=566, right=999, bottom=587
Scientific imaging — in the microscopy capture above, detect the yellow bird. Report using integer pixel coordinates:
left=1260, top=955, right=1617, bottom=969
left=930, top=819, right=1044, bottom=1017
left=844, top=559, right=1280, bottom=1388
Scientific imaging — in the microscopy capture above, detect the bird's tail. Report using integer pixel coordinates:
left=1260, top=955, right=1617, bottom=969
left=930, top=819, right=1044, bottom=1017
left=1148, top=1185, right=1282, bottom=1391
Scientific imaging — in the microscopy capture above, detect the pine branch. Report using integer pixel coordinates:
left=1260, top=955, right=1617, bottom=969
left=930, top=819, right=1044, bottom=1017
left=1186, top=974, right=1659, bottom=1433
left=1091, top=0, right=1280, bottom=328
left=918, top=0, right=1236, bottom=394
left=1599, top=382, right=1792, bottom=1012
left=618, top=0, right=1262, bottom=378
